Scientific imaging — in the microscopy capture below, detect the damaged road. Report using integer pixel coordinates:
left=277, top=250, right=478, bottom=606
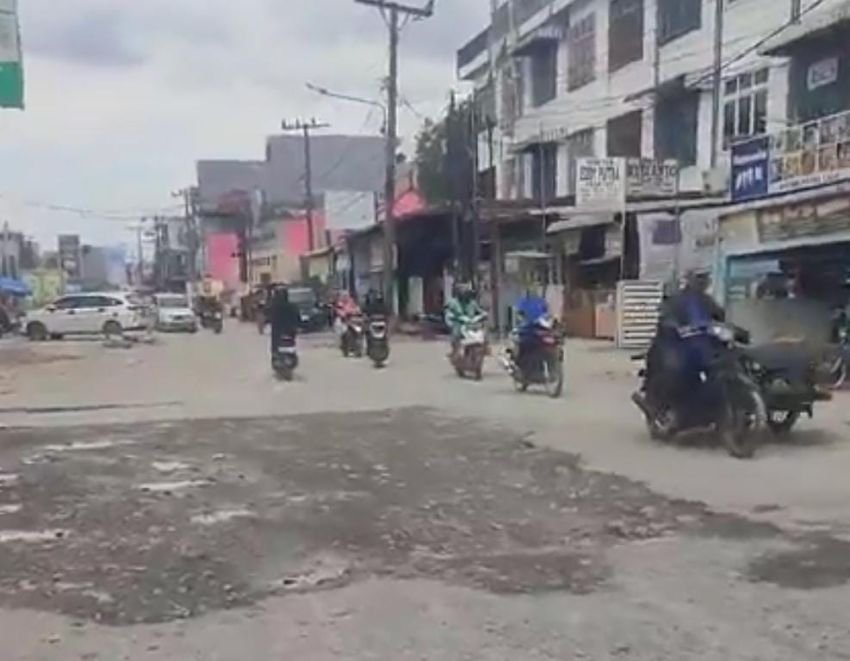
left=0, top=408, right=848, bottom=636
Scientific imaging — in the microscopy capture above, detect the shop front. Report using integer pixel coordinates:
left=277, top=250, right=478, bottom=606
left=720, top=193, right=850, bottom=344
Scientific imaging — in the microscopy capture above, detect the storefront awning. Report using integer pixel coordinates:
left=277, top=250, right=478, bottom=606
left=0, top=277, right=31, bottom=297
left=760, top=0, right=850, bottom=55
left=547, top=213, right=615, bottom=234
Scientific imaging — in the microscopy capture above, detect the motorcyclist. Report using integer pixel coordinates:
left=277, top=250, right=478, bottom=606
left=363, top=288, right=388, bottom=318
left=335, top=292, right=361, bottom=322
left=513, top=286, right=550, bottom=367
left=445, top=282, right=484, bottom=359
left=269, top=286, right=301, bottom=354
left=648, top=270, right=726, bottom=415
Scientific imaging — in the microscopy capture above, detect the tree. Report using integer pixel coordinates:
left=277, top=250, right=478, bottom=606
left=415, top=117, right=450, bottom=205
left=414, top=99, right=474, bottom=206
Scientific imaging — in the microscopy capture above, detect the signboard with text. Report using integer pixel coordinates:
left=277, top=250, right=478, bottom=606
left=0, top=0, right=23, bottom=109
left=576, top=158, right=626, bottom=210
left=731, top=110, right=850, bottom=202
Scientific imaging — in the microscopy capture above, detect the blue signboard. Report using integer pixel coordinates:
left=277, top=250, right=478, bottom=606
left=730, top=137, right=770, bottom=202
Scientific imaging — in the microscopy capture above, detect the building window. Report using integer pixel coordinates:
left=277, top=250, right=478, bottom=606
left=609, top=0, right=644, bottom=72
left=500, top=66, right=524, bottom=129
left=531, top=143, right=558, bottom=205
left=658, top=0, right=701, bottom=46
left=607, top=110, right=642, bottom=157
left=566, top=128, right=595, bottom=194
left=531, top=44, right=558, bottom=107
left=568, top=13, right=596, bottom=91
left=723, top=67, right=769, bottom=147
left=655, top=90, right=699, bottom=166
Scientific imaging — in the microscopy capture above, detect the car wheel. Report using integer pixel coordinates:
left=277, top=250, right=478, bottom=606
left=103, top=320, right=123, bottom=338
left=27, top=322, right=48, bottom=342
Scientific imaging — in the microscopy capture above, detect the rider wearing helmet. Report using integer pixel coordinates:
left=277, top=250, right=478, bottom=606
left=445, top=281, right=483, bottom=359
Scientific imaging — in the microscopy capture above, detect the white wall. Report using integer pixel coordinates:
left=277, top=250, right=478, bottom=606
left=465, top=0, right=829, bottom=199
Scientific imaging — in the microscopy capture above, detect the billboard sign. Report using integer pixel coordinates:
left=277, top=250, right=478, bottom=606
left=731, top=136, right=770, bottom=202
left=0, top=0, right=23, bottom=109
left=626, top=158, right=679, bottom=199
left=731, top=110, right=850, bottom=201
left=58, top=234, right=81, bottom=279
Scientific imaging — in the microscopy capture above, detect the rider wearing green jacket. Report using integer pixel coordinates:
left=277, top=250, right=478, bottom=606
left=445, top=282, right=483, bottom=355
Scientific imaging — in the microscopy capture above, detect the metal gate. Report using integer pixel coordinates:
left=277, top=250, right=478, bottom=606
left=616, top=280, right=663, bottom=349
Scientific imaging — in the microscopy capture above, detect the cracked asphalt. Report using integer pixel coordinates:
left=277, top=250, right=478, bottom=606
left=2, top=327, right=850, bottom=660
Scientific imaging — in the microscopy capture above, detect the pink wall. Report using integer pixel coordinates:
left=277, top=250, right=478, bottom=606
left=281, top=213, right=328, bottom=255
left=205, top=232, right=240, bottom=290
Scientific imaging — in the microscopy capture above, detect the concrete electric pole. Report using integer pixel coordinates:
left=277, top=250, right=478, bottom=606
left=281, top=118, right=330, bottom=253
left=353, top=0, right=435, bottom=310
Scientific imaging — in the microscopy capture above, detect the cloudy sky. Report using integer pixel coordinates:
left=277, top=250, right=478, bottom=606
left=0, top=0, right=488, bottom=251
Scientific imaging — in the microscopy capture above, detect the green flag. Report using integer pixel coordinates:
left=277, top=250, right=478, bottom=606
left=0, top=0, right=23, bottom=109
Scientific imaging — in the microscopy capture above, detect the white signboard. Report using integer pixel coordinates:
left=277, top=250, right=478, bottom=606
left=807, top=57, right=838, bottom=91
left=576, top=157, right=626, bottom=210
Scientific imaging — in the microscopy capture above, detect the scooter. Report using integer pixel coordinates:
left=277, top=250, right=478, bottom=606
left=272, top=334, right=298, bottom=381
left=503, top=316, right=564, bottom=398
left=200, top=309, right=223, bottom=334
left=341, top=314, right=365, bottom=358
left=366, top=314, right=390, bottom=368
left=450, top=314, right=487, bottom=381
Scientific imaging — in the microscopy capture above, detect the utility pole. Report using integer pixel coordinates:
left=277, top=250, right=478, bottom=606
left=174, top=187, right=199, bottom=300
left=135, top=220, right=146, bottom=287
left=281, top=118, right=330, bottom=253
left=710, top=0, right=725, bottom=168
left=354, top=0, right=435, bottom=310
left=1, top=221, right=9, bottom=277
left=791, top=0, right=802, bottom=21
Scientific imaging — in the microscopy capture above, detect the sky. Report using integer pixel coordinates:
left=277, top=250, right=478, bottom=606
left=0, top=0, right=488, bottom=253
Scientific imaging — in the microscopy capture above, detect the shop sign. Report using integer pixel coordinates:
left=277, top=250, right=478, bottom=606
left=807, top=57, right=838, bottom=91
left=626, top=159, right=679, bottom=199
left=731, top=136, right=770, bottom=202
left=731, top=109, right=850, bottom=201
left=757, top=197, right=850, bottom=244
left=576, top=157, right=626, bottom=210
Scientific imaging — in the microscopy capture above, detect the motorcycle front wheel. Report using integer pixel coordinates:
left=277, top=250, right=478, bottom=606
left=543, top=355, right=564, bottom=399
left=719, top=378, right=767, bottom=459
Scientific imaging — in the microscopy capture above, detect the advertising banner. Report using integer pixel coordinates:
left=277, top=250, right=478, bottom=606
left=0, top=0, right=23, bottom=109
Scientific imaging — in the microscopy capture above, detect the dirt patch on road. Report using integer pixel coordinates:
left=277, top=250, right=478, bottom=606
left=0, top=409, right=805, bottom=626
left=0, top=346, right=80, bottom=368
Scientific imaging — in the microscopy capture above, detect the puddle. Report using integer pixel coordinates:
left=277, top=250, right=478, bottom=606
left=0, top=529, right=69, bottom=543
left=152, top=461, right=190, bottom=474
left=0, top=474, right=19, bottom=485
left=138, top=480, right=210, bottom=493
left=44, top=440, right=133, bottom=453
left=0, top=504, right=22, bottom=515
left=191, top=509, right=255, bottom=526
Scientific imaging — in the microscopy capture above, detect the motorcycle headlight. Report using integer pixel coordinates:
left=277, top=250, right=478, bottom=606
left=711, top=324, right=735, bottom=343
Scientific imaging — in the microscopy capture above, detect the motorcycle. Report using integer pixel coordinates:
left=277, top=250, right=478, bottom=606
left=272, top=334, right=298, bottom=381
left=340, top=314, right=365, bottom=358
left=632, top=322, right=768, bottom=459
left=199, top=309, right=223, bottom=334
left=503, top=316, right=564, bottom=398
left=366, top=314, right=390, bottom=368
left=450, top=314, right=487, bottom=381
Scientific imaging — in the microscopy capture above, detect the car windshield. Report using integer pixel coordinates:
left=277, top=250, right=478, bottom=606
left=156, top=295, right=189, bottom=309
left=288, top=289, right=315, bottom=306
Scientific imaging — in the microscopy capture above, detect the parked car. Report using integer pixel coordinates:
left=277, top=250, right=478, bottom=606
left=289, top=287, right=329, bottom=332
left=154, top=293, right=197, bottom=333
left=24, top=292, right=149, bottom=341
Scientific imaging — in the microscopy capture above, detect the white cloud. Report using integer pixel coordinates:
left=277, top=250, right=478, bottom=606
left=2, top=0, right=487, bottom=248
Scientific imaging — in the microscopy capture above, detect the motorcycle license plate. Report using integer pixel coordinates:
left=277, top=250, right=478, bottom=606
left=462, top=332, right=484, bottom=346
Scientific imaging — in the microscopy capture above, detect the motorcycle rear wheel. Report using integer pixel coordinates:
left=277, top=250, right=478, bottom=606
left=767, top=410, right=800, bottom=435
left=719, top=379, right=767, bottom=459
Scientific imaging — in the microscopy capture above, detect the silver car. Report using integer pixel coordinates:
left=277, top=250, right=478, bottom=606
left=154, top=293, right=198, bottom=333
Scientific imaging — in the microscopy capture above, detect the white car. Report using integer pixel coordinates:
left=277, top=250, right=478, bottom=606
left=25, top=292, right=149, bottom=341
left=153, top=293, right=197, bottom=333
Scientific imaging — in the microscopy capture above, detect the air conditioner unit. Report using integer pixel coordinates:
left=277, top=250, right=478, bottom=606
left=702, top=167, right=728, bottom=194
